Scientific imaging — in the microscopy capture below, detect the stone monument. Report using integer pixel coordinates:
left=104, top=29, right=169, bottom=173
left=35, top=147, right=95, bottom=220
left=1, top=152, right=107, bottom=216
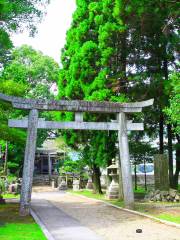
left=154, top=154, right=169, bottom=191
left=58, top=177, right=68, bottom=190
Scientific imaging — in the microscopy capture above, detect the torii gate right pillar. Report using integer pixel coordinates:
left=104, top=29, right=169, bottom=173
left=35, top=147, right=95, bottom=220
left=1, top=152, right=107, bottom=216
left=118, top=112, right=134, bottom=209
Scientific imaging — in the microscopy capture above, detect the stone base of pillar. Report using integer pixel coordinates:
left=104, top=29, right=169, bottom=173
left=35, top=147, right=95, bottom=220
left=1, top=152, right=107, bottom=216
left=19, top=203, right=30, bottom=216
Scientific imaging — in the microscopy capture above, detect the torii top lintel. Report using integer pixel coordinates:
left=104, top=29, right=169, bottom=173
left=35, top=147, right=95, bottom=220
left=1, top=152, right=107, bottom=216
left=0, top=93, right=154, bottom=113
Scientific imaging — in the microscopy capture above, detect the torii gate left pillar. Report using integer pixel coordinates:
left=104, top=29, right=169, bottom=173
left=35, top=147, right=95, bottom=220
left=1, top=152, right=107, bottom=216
left=20, top=109, right=38, bottom=215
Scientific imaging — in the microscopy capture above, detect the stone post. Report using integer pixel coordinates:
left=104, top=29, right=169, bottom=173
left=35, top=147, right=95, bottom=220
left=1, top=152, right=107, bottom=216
left=73, top=178, right=80, bottom=191
left=154, top=154, right=169, bottom=191
left=51, top=179, right=55, bottom=189
left=20, top=109, right=39, bottom=216
left=118, top=113, right=134, bottom=209
left=48, top=153, right=52, bottom=180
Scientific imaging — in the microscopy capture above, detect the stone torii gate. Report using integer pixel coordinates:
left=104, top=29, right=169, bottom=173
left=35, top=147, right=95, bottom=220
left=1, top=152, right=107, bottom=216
left=0, top=93, right=153, bottom=215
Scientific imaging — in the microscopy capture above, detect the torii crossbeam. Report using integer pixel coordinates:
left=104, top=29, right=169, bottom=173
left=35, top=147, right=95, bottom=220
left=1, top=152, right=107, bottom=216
left=0, top=93, right=154, bottom=215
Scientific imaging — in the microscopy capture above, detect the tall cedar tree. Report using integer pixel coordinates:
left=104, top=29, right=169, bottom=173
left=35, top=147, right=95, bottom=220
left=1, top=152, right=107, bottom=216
left=59, top=0, right=179, bottom=191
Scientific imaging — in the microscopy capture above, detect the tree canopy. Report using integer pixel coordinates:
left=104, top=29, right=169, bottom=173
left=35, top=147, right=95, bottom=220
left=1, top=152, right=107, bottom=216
left=0, top=0, right=49, bottom=67
left=0, top=45, right=59, bottom=173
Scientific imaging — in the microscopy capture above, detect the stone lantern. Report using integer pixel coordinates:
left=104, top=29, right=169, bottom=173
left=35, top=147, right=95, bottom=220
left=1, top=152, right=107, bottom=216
left=106, top=158, right=119, bottom=199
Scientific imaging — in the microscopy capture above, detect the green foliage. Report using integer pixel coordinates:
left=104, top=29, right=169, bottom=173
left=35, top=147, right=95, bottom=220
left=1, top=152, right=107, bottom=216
left=0, top=0, right=49, bottom=66
left=164, top=72, right=180, bottom=134
left=58, top=0, right=131, bottom=175
left=60, top=159, right=78, bottom=174
left=2, top=193, right=20, bottom=199
left=129, top=140, right=157, bottom=164
left=0, top=45, right=59, bottom=174
left=58, top=1, right=179, bottom=189
left=1, top=45, right=59, bottom=99
left=69, top=189, right=106, bottom=200
left=60, top=157, right=86, bottom=177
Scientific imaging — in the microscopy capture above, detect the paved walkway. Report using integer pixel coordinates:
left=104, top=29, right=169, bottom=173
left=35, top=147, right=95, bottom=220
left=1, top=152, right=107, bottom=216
left=32, top=189, right=180, bottom=240
left=31, top=193, right=103, bottom=240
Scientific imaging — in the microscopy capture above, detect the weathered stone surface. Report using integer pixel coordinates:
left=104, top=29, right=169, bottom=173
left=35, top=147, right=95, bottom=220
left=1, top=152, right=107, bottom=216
left=8, top=182, right=21, bottom=194
left=161, top=191, right=169, bottom=197
left=73, top=179, right=80, bottom=191
left=19, top=109, right=39, bottom=216
left=145, top=189, right=180, bottom=202
left=59, top=179, right=68, bottom=190
left=106, top=180, right=119, bottom=199
left=175, top=195, right=180, bottom=201
left=154, top=154, right=169, bottom=191
left=155, top=193, right=161, bottom=201
left=0, top=92, right=154, bottom=113
left=118, top=113, right=134, bottom=208
left=9, top=119, right=144, bottom=131
left=169, top=188, right=177, bottom=198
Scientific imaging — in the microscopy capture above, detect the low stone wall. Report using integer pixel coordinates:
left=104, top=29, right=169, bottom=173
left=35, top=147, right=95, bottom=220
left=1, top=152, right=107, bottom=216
left=145, top=189, right=180, bottom=202
left=33, top=175, right=59, bottom=186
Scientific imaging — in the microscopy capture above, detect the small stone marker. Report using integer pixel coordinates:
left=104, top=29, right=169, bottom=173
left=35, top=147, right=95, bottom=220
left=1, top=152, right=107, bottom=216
left=73, top=179, right=80, bottom=191
left=59, top=179, right=68, bottom=190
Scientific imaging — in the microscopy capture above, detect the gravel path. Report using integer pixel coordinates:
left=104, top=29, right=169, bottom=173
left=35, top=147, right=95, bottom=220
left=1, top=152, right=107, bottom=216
left=32, top=189, right=180, bottom=240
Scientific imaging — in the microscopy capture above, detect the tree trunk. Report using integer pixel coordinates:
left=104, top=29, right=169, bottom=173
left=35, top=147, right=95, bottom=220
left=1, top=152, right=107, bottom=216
left=159, top=112, right=164, bottom=154
left=92, top=164, right=103, bottom=194
left=4, top=141, right=8, bottom=176
left=173, top=135, right=180, bottom=189
left=167, top=124, right=174, bottom=187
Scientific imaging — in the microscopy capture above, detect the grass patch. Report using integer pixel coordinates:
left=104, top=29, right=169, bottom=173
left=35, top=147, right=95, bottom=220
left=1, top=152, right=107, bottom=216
left=0, top=203, right=46, bottom=240
left=2, top=193, right=20, bottom=199
left=68, top=189, right=124, bottom=207
left=156, top=213, right=180, bottom=224
left=69, top=189, right=105, bottom=200
left=134, top=186, right=147, bottom=194
left=135, top=202, right=180, bottom=224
